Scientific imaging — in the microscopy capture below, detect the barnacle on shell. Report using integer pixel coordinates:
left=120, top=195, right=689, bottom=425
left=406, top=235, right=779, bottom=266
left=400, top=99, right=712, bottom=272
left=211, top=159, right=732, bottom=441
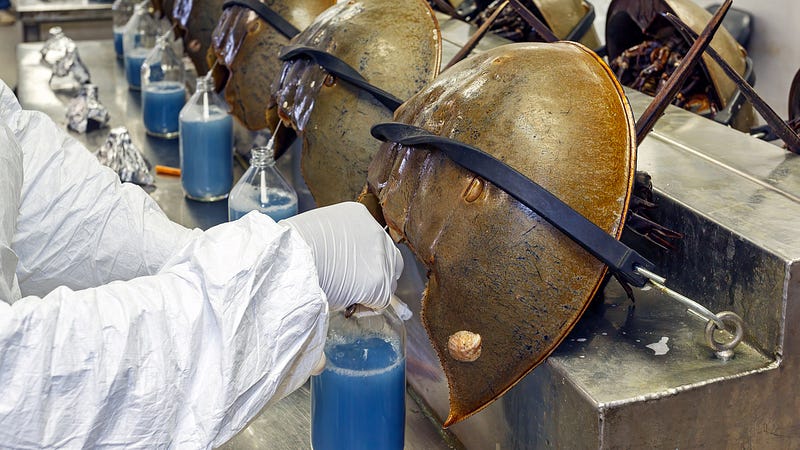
left=448, top=330, right=482, bottom=362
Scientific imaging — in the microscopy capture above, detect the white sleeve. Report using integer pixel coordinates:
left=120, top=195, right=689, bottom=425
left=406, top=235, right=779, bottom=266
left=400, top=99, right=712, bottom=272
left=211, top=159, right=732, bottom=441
left=2, top=81, right=198, bottom=297
left=0, top=81, right=328, bottom=448
left=0, top=214, right=328, bottom=448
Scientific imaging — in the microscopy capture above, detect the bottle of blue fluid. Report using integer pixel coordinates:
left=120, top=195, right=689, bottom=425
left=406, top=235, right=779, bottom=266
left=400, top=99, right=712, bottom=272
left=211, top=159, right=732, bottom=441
left=311, top=305, right=406, bottom=450
left=111, top=0, right=136, bottom=59
left=228, top=143, right=298, bottom=222
left=122, top=2, right=157, bottom=90
left=141, top=34, right=185, bottom=139
left=179, top=76, right=234, bottom=201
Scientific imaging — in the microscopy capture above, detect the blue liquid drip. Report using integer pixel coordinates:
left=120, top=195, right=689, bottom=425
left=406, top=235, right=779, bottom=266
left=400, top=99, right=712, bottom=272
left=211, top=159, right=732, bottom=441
left=143, top=81, right=185, bottom=136
left=311, top=337, right=406, bottom=450
left=125, top=48, right=149, bottom=89
left=180, top=108, right=233, bottom=200
left=113, top=31, right=123, bottom=57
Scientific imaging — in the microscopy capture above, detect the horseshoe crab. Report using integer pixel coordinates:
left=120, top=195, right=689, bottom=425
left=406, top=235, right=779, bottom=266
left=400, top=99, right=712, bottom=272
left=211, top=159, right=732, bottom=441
left=472, top=0, right=600, bottom=48
left=209, top=0, right=334, bottom=131
left=172, top=0, right=226, bottom=75
left=606, top=0, right=756, bottom=132
left=365, top=41, right=636, bottom=426
left=271, top=0, right=441, bottom=206
left=790, top=68, right=800, bottom=133
left=150, top=0, right=176, bottom=21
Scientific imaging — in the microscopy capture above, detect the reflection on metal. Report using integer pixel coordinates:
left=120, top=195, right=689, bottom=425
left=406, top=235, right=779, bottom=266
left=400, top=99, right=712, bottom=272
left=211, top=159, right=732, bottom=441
left=636, top=265, right=735, bottom=333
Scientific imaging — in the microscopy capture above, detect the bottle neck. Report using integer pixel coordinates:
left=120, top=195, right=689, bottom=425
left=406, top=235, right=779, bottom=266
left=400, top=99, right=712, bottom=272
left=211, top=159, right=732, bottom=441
left=195, top=76, right=214, bottom=94
left=250, top=146, right=276, bottom=168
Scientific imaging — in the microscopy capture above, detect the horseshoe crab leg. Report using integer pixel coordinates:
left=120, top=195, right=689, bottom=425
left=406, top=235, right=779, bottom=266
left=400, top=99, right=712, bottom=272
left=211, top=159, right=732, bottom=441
left=444, top=0, right=510, bottom=70
left=662, top=12, right=800, bottom=154
left=509, top=0, right=558, bottom=43
left=635, top=0, right=731, bottom=145
left=430, top=0, right=461, bottom=18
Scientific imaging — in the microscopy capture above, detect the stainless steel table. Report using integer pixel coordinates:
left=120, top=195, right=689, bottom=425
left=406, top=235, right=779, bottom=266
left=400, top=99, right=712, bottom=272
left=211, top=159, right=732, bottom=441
left=16, top=0, right=113, bottom=42
left=16, top=39, right=461, bottom=449
left=17, top=40, right=233, bottom=230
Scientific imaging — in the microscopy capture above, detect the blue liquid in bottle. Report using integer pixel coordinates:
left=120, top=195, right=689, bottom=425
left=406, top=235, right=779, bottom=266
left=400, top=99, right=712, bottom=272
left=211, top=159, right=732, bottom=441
left=311, top=336, right=406, bottom=450
left=179, top=105, right=234, bottom=201
left=227, top=141, right=298, bottom=222
left=113, top=30, right=124, bottom=58
left=228, top=192, right=298, bottom=221
left=142, top=80, right=185, bottom=138
left=124, top=47, right=149, bottom=90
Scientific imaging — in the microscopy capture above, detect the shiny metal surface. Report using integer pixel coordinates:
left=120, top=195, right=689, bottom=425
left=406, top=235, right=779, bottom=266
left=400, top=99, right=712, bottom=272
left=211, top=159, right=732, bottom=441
left=219, top=382, right=462, bottom=450
left=16, top=40, right=460, bottom=449
left=16, top=0, right=113, bottom=42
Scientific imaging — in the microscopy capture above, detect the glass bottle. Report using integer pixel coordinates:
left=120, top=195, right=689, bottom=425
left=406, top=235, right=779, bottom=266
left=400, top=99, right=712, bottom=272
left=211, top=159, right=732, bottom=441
left=141, top=34, right=186, bottom=139
left=179, top=76, right=234, bottom=201
left=112, top=0, right=137, bottom=59
left=122, top=2, right=158, bottom=90
left=311, top=306, right=407, bottom=450
left=228, top=144, right=298, bottom=221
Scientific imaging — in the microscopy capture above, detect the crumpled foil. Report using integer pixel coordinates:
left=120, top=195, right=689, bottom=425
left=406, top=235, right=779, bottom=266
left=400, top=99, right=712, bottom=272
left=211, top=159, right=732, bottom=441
left=40, top=27, right=69, bottom=68
left=95, top=127, right=155, bottom=185
left=41, top=27, right=92, bottom=93
left=66, top=84, right=110, bottom=133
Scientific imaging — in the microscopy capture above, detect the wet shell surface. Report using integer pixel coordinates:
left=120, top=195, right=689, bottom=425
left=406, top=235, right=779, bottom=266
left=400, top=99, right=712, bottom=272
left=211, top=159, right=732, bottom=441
left=272, top=0, right=441, bottom=206
left=209, top=0, right=333, bottom=130
left=172, top=0, right=225, bottom=75
left=367, top=42, right=636, bottom=426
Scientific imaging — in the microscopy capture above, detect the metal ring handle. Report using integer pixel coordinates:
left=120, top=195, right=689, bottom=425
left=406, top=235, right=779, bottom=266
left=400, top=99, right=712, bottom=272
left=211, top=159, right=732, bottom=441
left=704, top=311, right=745, bottom=352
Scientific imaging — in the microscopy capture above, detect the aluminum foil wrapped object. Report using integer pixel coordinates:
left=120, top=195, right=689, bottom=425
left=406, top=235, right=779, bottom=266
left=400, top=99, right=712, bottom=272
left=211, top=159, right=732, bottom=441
left=95, top=127, right=155, bottom=185
left=40, top=27, right=69, bottom=68
left=48, top=41, right=92, bottom=93
left=66, top=84, right=110, bottom=133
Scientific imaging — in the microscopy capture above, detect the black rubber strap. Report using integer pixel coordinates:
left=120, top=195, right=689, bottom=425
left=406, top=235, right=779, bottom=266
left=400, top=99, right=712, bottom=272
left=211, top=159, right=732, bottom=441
left=223, top=0, right=299, bottom=40
left=565, top=0, right=596, bottom=42
left=371, top=122, right=655, bottom=287
left=279, top=45, right=404, bottom=112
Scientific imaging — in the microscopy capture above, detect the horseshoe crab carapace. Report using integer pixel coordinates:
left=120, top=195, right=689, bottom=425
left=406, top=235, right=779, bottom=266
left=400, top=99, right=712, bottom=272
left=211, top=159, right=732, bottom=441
left=605, top=0, right=756, bottom=132
left=270, top=0, right=442, bottom=206
left=365, top=41, right=637, bottom=426
left=209, top=0, right=334, bottom=131
left=172, top=0, right=226, bottom=75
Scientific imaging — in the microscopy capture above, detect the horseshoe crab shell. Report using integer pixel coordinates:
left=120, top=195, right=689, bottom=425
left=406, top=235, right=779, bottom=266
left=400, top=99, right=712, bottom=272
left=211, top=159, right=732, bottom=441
left=151, top=0, right=176, bottom=21
left=366, top=42, right=636, bottom=426
left=606, top=0, right=756, bottom=131
left=172, top=0, right=225, bottom=75
left=530, top=0, right=600, bottom=48
left=790, top=68, right=800, bottom=125
left=272, top=0, right=442, bottom=206
left=209, top=0, right=333, bottom=130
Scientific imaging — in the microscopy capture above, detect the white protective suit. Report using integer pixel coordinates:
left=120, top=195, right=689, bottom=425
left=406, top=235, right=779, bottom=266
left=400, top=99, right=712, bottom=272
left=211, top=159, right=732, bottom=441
left=0, top=81, right=402, bottom=448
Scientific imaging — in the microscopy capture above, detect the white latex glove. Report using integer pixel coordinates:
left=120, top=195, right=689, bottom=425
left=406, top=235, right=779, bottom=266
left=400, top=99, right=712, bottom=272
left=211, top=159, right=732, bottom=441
left=280, top=202, right=404, bottom=311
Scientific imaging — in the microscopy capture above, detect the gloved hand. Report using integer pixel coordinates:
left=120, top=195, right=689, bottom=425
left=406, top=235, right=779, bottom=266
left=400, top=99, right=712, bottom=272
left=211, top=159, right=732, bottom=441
left=280, top=202, right=403, bottom=311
